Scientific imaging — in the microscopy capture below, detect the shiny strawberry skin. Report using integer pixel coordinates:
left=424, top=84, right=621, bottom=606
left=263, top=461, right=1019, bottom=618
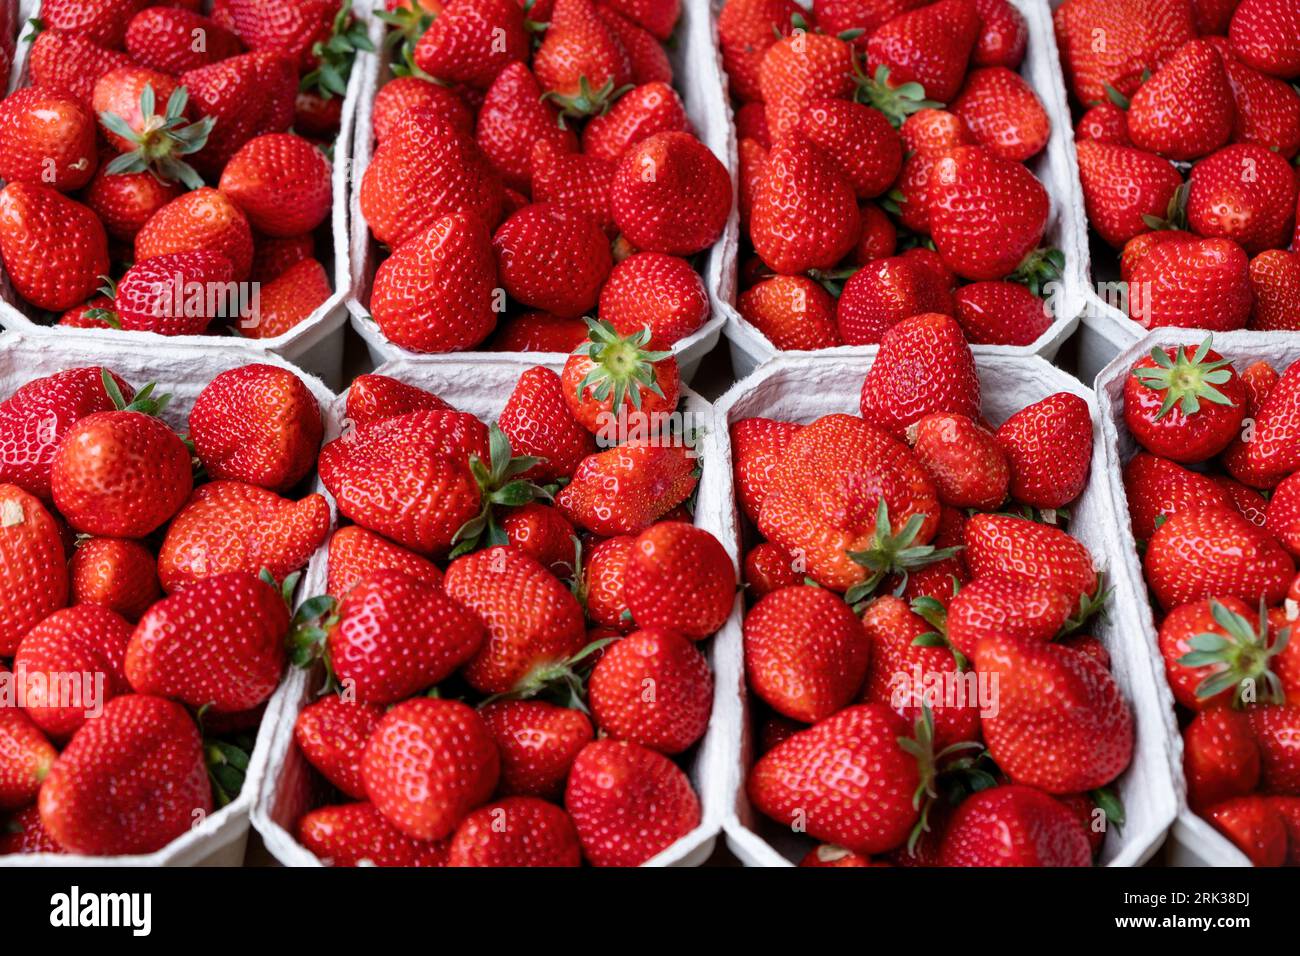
left=528, top=139, right=617, bottom=235
left=0, top=804, right=64, bottom=855
left=1129, top=238, right=1253, bottom=331
left=860, top=313, right=981, bottom=439
left=599, top=252, right=709, bottom=347
left=374, top=76, right=474, bottom=145
left=718, top=0, right=805, bottom=103
left=135, top=187, right=255, bottom=281
left=0, top=88, right=97, bottom=192
left=479, top=699, right=593, bottom=799
left=738, top=275, right=841, bottom=351
left=326, top=525, right=442, bottom=600
left=750, top=134, right=860, bottom=275
left=836, top=257, right=955, bottom=346
left=1075, top=140, right=1183, bottom=249
left=610, top=132, right=731, bottom=256
left=584, top=83, right=689, bottom=163
left=498, top=366, right=596, bottom=483
left=1123, top=452, right=1232, bottom=541
left=344, top=374, right=452, bottom=429
left=556, top=443, right=698, bottom=537
left=1247, top=703, right=1300, bottom=795
left=1249, top=249, right=1300, bottom=332
left=1127, top=39, right=1234, bottom=160
left=412, top=0, right=529, bottom=90
left=181, top=51, right=297, bottom=177
left=447, top=796, right=582, bottom=867
left=1205, top=795, right=1287, bottom=866
left=946, top=574, right=1074, bottom=659
left=70, top=537, right=160, bottom=622
left=964, top=513, right=1098, bottom=607
left=623, top=522, right=734, bottom=639
left=85, top=162, right=182, bottom=242
left=125, top=6, right=242, bottom=74
left=867, top=0, right=980, bottom=104
left=1246, top=359, right=1300, bottom=481
left=494, top=203, right=613, bottom=318
left=0, top=691, right=57, bottom=811
left=28, top=29, right=132, bottom=107
left=242, top=257, right=331, bottom=340
left=1187, top=144, right=1298, bottom=254
left=0, top=183, right=109, bottom=311
left=475, top=62, right=575, bottom=192
left=995, top=392, right=1093, bottom=509
left=912, top=413, right=1009, bottom=510
left=1145, top=506, right=1294, bottom=609
left=298, top=802, right=450, bottom=867
left=1228, top=0, right=1300, bottom=79
left=581, top=535, right=636, bottom=631
left=597, top=6, right=673, bottom=86
left=1183, top=705, right=1260, bottom=812
left=533, top=0, right=632, bottom=102
left=294, top=696, right=385, bottom=799
left=1123, top=345, right=1248, bottom=463
left=950, top=66, right=1049, bottom=163
left=797, top=98, right=903, bottom=199
left=221, top=0, right=335, bottom=72
left=219, top=133, right=332, bottom=238
left=112, top=251, right=237, bottom=336
left=731, top=417, right=801, bottom=526
left=938, top=785, right=1093, bottom=866
left=0, top=487, right=69, bottom=654
left=1053, top=0, right=1195, bottom=104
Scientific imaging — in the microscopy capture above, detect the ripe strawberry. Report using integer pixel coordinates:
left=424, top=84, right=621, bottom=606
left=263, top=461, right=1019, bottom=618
left=971, top=0, right=1026, bottom=68
left=1183, top=705, right=1261, bottom=812
left=718, top=0, right=805, bottom=103
left=928, top=146, right=1049, bottom=281
left=480, top=699, right=593, bottom=798
left=1206, top=795, right=1288, bottom=865
left=866, top=0, right=979, bottom=105
left=836, top=257, right=954, bottom=346
left=1124, top=452, right=1231, bottom=541
left=325, top=525, right=443, bottom=600
left=583, top=83, right=689, bottom=164
left=1124, top=341, right=1248, bottom=463
left=797, top=99, right=903, bottom=200
left=0, top=183, right=108, bottom=311
left=28, top=28, right=132, bottom=107
left=135, top=187, right=254, bottom=280
left=743, top=542, right=803, bottom=599
left=125, top=7, right=242, bottom=74
left=939, top=785, right=1094, bottom=866
left=1229, top=0, right=1300, bottom=79
left=1217, top=43, right=1300, bottom=158
left=851, top=201, right=898, bottom=265
left=894, top=109, right=975, bottom=233
left=745, top=584, right=871, bottom=724
left=39, top=694, right=211, bottom=855
left=475, top=63, right=576, bottom=193
left=1125, top=39, right=1234, bottom=161
left=950, top=66, right=1049, bottom=163
left=1148, top=507, right=1295, bottom=609
left=595, top=6, right=673, bottom=86
left=750, top=134, right=859, bottom=276
left=70, top=538, right=159, bottom=623
left=1075, top=140, right=1183, bottom=249
left=494, top=204, right=613, bottom=318
left=1187, top=144, right=1297, bottom=255
left=293, top=696, right=384, bottom=800
left=599, top=253, right=708, bottom=346
left=557, top=442, right=698, bottom=537
left=1215, top=476, right=1271, bottom=528
left=413, top=0, right=528, bottom=90
left=0, top=487, right=69, bottom=654
left=362, top=698, right=499, bottom=840
left=0, top=804, right=64, bottom=856
left=911, top=413, right=1008, bottom=510
left=374, top=76, right=473, bottom=145
left=578, top=535, right=634, bottom=631
left=601, top=0, right=678, bottom=39
left=181, top=51, right=297, bottom=177
left=749, top=704, right=920, bottom=853
left=345, top=374, right=452, bottom=429
left=40, top=0, right=149, bottom=47
left=241, top=256, right=332, bottom=340
left=588, top=628, right=712, bottom=753
left=219, top=133, right=331, bottom=238
left=945, top=574, right=1077, bottom=660
left=860, top=313, right=981, bottom=439
left=221, top=0, right=337, bottom=71
left=446, top=796, right=581, bottom=867
left=1075, top=101, right=1131, bottom=145
left=738, top=275, right=841, bottom=351
left=534, top=0, right=632, bottom=114
left=951, top=281, right=1050, bottom=346
left=528, top=138, right=616, bottom=234
left=499, top=502, right=577, bottom=576
left=497, top=366, right=596, bottom=484
left=1246, top=359, right=1300, bottom=482
left=560, top=320, right=680, bottom=433
left=96, top=251, right=237, bottom=336
left=1250, top=249, right=1300, bottom=331
left=0, top=695, right=57, bottom=811
left=361, top=108, right=505, bottom=248
left=370, top=214, right=499, bottom=353
left=298, top=802, right=449, bottom=867
left=1267, top=473, right=1300, bottom=557
left=1271, top=796, right=1300, bottom=864
left=0, top=88, right=96, bottom=192
left=565, top=738, right=700, bottom=866
left=1053, top=0, right=1195, bottom=105
left=610, top=132, right=731, bottom=256
left=964, top=513, right=1098, bottom=607
left=731, top=417, right=802, bottom=525
left=85, top=162, right=183, bottom=243
left=1248, top=704, right=1300, bottom=794
left=622, top=523, right=734, bottom=639
left=994, top=392, right=1093, bottom=510
left=1130, top=237, right=1253, bottom=332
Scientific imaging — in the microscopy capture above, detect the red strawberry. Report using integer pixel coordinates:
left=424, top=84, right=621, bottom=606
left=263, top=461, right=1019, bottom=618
left=294, top=696, right=384, bottom=800
left=894, top=108, right=976, bottom=233
left=1130, top=237, right=1253, bottom=331
left=971, top=0, right=1025, bottom=69
left=0, top=183, right=109, bottom=311
left=39, top=694, right=211, bottom=855
left=0, top=487, right=69, bottom=654
left=0, top=695, right=57, bottom=811
left=181, top=51, right=297, bottom=177
left=499, top=502, right=577, bottom=575
left=1075, top=140, right=1184, bottom=249
left=1052, top=0, right=1195, bottom=105
left=297, top=802, right=449, bottom=867
left=1187, top=144, right=1298, bottom=255
left=345, top=374, right=452, bottom=429
left=413, top=0, right=529, bottom=89
left=219, top=133, right=331, bottom=238
left=1124, top=341, right=1248, bottom=463
left=599, top=252, right=708, bottom=346
left=534, top=0, right=632, bottom=114
left=475, top=62, right=576, bottom=193
left=836, top=256, right=954, bottom=346
left=951, top=281, right=1051, bottom=346
left=717, top=0, right=805, bottom=103
left=96, top=251, right=237, bottom=336
left=369, top=215, right=499, bottom=353
left=361, top=698, right=499, bottom=840
left=1217, top=42, right=1300, bottom=158
left=528, top=138, right=616, bottom=234
left=622, top=522, right=734, bottom=639
left=610, top=132, right=731, bottom=256
left=1074, top=102, right=1131, bottom=145
left=564, top=738, right=700, bottom=866
left=743, top=542, right=803, bottom=599
left=0, top=88, right=96, bottom=192
left=938, top=785, right=1093, bottom=866
left=1206, top=795, right=1287, bottom=866
left=850, top=202, right=898, bottom=265
left=797, top=99, right=903, bottom=200
left=1183, top=705, right=1261, bottom=812
left=1267, top=472, right=1300, bottom=556
left=950, top=66, right=1049, bottom=163
left=480, top=699, right=593, bottom=798
left=731, top=417, right=801, bottom=525
left=738, top=275, right=841, bottom=351
left=1126, top=39, right=1234, bottom=161
left=447, top=796, right=581, bottom=867
left=799, top=844, right=881, bottom=867
left=964, top=513, right=1098, bottom=607
left=220, top=0, right=336, bottom=72
left=498, top=366, right=597, bottom=483
left=595, top=6, right=673, bottom=86
left=1147, top=507, right=1295, bottom=609
left=588, top=628, right=712, bottom=753
left=71, top=537, right=160, bottom=622
left=125, top=6, right=243, bottom=74
left=0, top=804, right=64, bottom=855
left=494, top=204, right=613, bottom=318
left=1215, top=476, right=1271, bottom=528
left=601, top=0, right=678, bottom=39
left=911, top=413, right=1008, bottom=510
left=760, top=32, right=859, bottom=142
left=1250, top=249, right=1300, bottom=331
left=560, top=320, right=680, bottom=433
left=1246, top=359, right=1300, bottom=481
left=1272, top=796, right=1300, bottom=864
left=867, top=0, right=979, bottom=104
left=326, top=525, right=443, bottom=599
left=583, top=83, right=690, bottom=164
left=946, top=574, right=1076, bottom=660
left=28, top=28, right=132, bottom=107
left=85, top=162, right=183, bottom=242
left=814, top=0, right=930, bottom=39
left=373, top=76, right=473, bottom=145
left=1124, top=452, right=1232, bottom=541
left=1248, top=703, right=1300, bottom=794
left=994, top=392, right=1093, bottom=510
left=1229, top=0, right=1300, bottom=79
left=750, top=134, right=859, bottom=276
left=40, top=0, right=149, bottom=47
left=557, top=442, right=698, bottom=537
left=240, top=256, right=331, bottom=340
left=860, top=313, right=981, bottom=439
left=581, top=535, right=636, bottom=631
left=135, top=187, right=254, bottom=280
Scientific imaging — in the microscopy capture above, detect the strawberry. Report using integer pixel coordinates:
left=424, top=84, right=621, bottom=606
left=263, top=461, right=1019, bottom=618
left=1206, top=796, right=1286, bottom=866
left=738, top=275, right=842, bottom=351
left=797, top=99, right=903, bottom=200
left=1075, top=140, right=1183, bottom=249
left=976, top=633, right=1133, bottom=792
left=1215, top=476, right=1271, bottom=528
left=814, top=0, right=929, bottom=38
left=95, top=251, right=237, bottom=336
left=743, top=542, right=803, bottom=599
left=127, top=571, right=289, bottom=711
left=800, top=844, right=880, bottom=867
left=0, top=487, right=69, bottom=654
left=595, top=6, right=673, bottom=86
left=1187, top=144, right=1298, bottom=255
left=622, top=522, right=734, bottom=639
left=1267, top=473, right=1300, bottom=556
left=583, top=83, right=689, bottom=164
left=135, top=187, right=255, bottom=281
left=345, top=374, right=452, bottom=429
left=241, top=257, right=331, bottom=340
left=373, top=76, right=473, bottom=145
left=219, top=133, right=332, bottom=238
left=952, top=281, right=1051, bottom=346
left=527, top=139, right=616, bottom=234
left=750, top=134, right=860, bottom=275
left=413, top=0, right=529, bottom=90
left=181, top=51, right=297, bottom=177
left=598, top=253, right=708, bottom=347
left=560, top=319, right=680, bottom=433
left=867, top=0, right=979, bottom=105
left=927, top=146, right=1049, bottom=281
left=1146, top=507, right=1295, bottom=609
left=894, top=109, right=975, bottom=233
left=125, top=7, right=243, bottom=74
left=326, top=525, right=443, bottom=600
left=897, top=504, right=970, bottom=606
left=860, top=313, right=981, bottom=439
left=1183, top=705, right=1261, bottom=812
left=1217, top=43, right=1300, bottom=158
left=601, top=0, right=678, bottom=39
left=475, top=63, right=576, bottom=193
left=749, top=704, right=921, bottom=853
left=70, top=537, right=160, bottom=622
left=949, top=66, right=1048, bottom=163
left=499, top=502, right=577, bottom=576
left=731, top=417, right=802, bottom=525
left=836, top=257, right=954, bottom=346
left=298, top=802, right=449, bottom=867
left=758, top=414, right=941, bottom=593
left=761, top=32, right=861, bottom=144
left=39, top=694, right=211, bottom=856
left=564, top=738, right=700, bottom=865
left=446, top=796, right=581, bottom=867
left=0, top=804, right=64, bottom=856
left=1248, top=704, right=1300, bottom=794
left=911, top=413, right=1009, bottom=510
left=994, top=392, right=1093, bottom=510
left=498, top=366, right=596, bottom=483
left=0, top=183, right=109, bottom=311
left=717, top=0, right=805, bottom=103
left=221, top=0, right=337, bottom=72
left=971, top=0, right=1025, bottom=69
left=85, top=162, right=183, bottom=242
left=494, top=204, right=613, bottom=318
left=1250, top=249, right=1300, bottom=331
left=945, top=574, right=1077, bottom=660
left=938, top=785, right=1094, bottom=866
left=480, top=699, right=593, bottom=798
left=851, top=202, right=898, bottom=265
left=1074, top=102, right=1131, bottom=145
left=0, top=697, right=57, bottom=811
left=28, top=28, right=132, bottom=108
left=964, top=513, right=1098, bottom=607
left=1246, top=359, right=1300, bottom=482
left=1229, top=0, right=1300, bottom=79
left=361, top=698, right=499, bottom=840
left=369, top=214, right=499, bottom=353
left=557, top=442, right=697, bottom=537
left=91, top=68, right=202, bottom=178
left=293, top=696, right=384, bottom=800
left=1125, top=39, right=1234, bottom=161
left=40, top=0, right=149, bottom=47
left=534, top=0, right=632, bottom=115
left=1130, top=237, right=1254, bottom=332
left=610, top=132, right=730, bottom=256
left=0, top=88, right=96, bottom=192
left=1124, top=452, right=1232, bottom=541
left=1124, top=341, right=1248, bottom=463
left=588, top=628, right=712, bottom=753
left=360, top=108, right=505, bottom=248
left=1052, top=0, right=1195, bottom=105
left=581, top=535, right=636, bottom=630
left=443, top=546, right=587, bottom=694
left=745, top=584, right=872, bottom=724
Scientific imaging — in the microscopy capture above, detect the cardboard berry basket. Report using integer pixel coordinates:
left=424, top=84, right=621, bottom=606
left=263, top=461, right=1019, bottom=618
left=1094, top=328, right=1300, bottom=867
left=0, top=1, right=364, bottom=388
left=701, top=352, right=1179, bottom=866
left=251, top=355, right=729, bottom=867
left=0, top=328, right=339, bottom=868
left=715, top=0, right=1088, bottom=379
left=345, top=0, right=732, bottom=383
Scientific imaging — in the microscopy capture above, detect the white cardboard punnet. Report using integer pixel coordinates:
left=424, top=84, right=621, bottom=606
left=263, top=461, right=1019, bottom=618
left=252, top=356, right=726, bottom=867
left=345, top=0, right=729, bottom=383
left=1094, top=328, right=1300, bottom=867
left=706, top=353, right=1179, bottom=866
left=0, top=328, right=337, bottom=867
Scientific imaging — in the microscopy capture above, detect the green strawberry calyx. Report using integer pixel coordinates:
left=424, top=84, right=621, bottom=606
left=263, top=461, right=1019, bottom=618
left=1011, top=246, right=1065, bottom=298
left=83, top=279, right=123, bottom=330
left=573, top=317, right=673, bottom=417
left=898, top=707, right=992, bottom=856
left=100, top=84, right=213, bottom=190
left=543, top=76, right=635, bottom=126
left=99, top=367, right=172, bottom=417
left=1178, top=599, right=1290, bottom=706
left=1140, top=181, right=1189, bottom=232
left=376, top=0, right=433, bottom=61
left=194, top=703, right=254, bottom=808
left=483, top=635, right=618, bottom=713
left=844, top=499, right=963, bottom=609
left=853, top=64, right=942, bottom=129
left=1132, top=336, right=1237, bottom=421
left=287, top=591, right=341, bottom=683
left=908, top=595, right=969, bottom=671
left=1056, top=572, right=1111, bottom=639
left=450, top=424, right=552, bottom=558
left=303, top=0, right=375, bottom=99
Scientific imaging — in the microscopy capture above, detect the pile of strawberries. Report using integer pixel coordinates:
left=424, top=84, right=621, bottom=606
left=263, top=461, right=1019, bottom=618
left=732, top=312, right=1135, bottom=866
left=287, top=324, right=733, bottom=867
left=357, top=0, right=731, bottom=355
left=1116, top=337, right=1300, bottom=866
left=0, top=0, right=360, bottom=339
left=0, top=359, right=329, bottom=856
left=1060, top=0, right=1300, bottom=332
left=719, top=0, right=1062, bottom=352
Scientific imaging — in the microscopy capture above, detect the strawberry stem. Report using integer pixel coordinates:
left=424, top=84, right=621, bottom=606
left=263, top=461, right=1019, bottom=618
left=100, top=84, right=213, bottom=190
left=451, top=424, right=552, bottom=558
left=1178, top=599, right=1290, bottom=705
left=844, top=500, right=962, bottom=608
left=1132, top=336, right=1237, bottom=420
